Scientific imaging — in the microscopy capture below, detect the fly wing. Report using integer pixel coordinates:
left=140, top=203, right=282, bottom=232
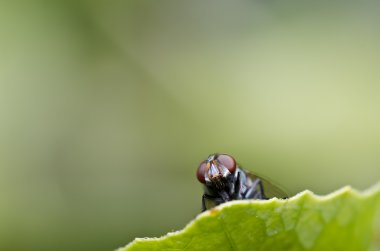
left=246, top=171, right=289, bottom=199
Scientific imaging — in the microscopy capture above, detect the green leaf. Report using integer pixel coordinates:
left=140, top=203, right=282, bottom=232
left=119, top=184, right=380, bottom=251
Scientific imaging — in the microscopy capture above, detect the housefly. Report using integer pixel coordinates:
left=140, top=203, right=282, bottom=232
left=196, top=153, right=288, bottom=211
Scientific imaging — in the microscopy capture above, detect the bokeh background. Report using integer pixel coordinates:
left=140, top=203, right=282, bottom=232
left=1, top=1, right=380, bottom=250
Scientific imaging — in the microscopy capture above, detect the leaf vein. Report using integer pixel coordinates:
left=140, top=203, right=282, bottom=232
left=219, top=214, right=237, bottom=251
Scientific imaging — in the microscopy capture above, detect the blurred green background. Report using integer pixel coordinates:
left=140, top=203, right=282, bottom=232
left=1, top=1, right=380, bottom=250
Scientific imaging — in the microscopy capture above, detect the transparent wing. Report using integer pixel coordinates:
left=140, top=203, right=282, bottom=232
left=245, top=170, right=289, bottom=199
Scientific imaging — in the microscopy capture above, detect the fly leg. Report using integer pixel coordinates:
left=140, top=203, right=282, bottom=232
left=202, top=194, right=224, bottom=211
left=234, top=171, right=243, bottom=200
left=201, top=194, right=208, bottom=211
left=244, top=178, right=267, bottom=200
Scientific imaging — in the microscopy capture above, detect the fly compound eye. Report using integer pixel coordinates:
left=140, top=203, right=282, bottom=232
left=216, top=154, right=236, bottom=173
left=196, top=161, right=208, bottom=183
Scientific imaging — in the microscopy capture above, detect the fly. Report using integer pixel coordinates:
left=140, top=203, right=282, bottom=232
left=196, top=153, right=288, bottom=211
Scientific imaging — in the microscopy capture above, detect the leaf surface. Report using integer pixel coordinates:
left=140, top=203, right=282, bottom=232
left=119, top=184, right=380, bottom=251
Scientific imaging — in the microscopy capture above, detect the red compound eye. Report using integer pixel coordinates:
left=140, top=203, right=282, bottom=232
left=196, top=161, right=208, bottom=183
left=216, top=154, right=236, bottom=173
